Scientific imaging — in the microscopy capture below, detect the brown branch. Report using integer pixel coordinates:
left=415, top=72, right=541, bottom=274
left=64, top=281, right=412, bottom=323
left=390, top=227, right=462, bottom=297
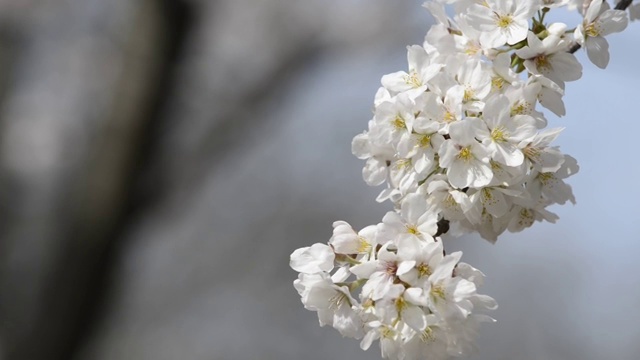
left=435, top=218, right=450, bottom=237
left=569, top=0, right=634, bottom=53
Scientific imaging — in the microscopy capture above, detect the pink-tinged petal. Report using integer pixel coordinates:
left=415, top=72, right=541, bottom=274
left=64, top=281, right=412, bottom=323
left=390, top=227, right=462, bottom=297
left=586, top=36, right=610, bottom=69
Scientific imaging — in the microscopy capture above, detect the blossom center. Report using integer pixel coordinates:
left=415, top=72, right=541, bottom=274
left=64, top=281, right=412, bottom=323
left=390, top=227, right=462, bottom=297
left=418, top=263, right=432, bottom=277
left=395, top=296, right=407, bottom=313
left=534, top=54, right=552, bottom=72
left=444, top=194, right=458, bottom=208
left=495, top=14, right=514, bottom=29
left=463, top=88, right=475, bottom=101
left=443, top=110, right=456, bottom=123
left=517, top=208, right=535, bottom=228
left=465, top=43, right=480, bottom=56
left=395, top=158, right=412, bottom=169
left=585, top=23, right=601, bottom=37
left=381, top=326, right=395, bottom=339
left=385, top=261, right=398, bottom=276
left=491, top=126, right=508, bottom=142
left=523, top=145, right=540, bottom=161
left=511, top=101, right=531, bottom=116
left=431, top=284, right=446, bottom=301
left=328, top=291, right=351, bottom=310
left=392, top=115, right=406, bottom=129
left=404, top=71, right=423, bottom=88
left=491, top=76, right=505, bottom=90
left=406, top=224, right=421, bottom=235
left=457, top=146, right=474, bottom=162
left=357, top=236, right=372, bottom=253
left=419, top=134, right=432, bottom=148
left=537, top=172, right=555, bottom=185
left=420, top=327, right=436, bottom=342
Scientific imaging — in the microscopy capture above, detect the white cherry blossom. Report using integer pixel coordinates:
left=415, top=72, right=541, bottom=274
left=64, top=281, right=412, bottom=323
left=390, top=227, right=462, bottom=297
left=465, top=0, right=540, bottom=48
left=575, top=0, right=628, bottom=68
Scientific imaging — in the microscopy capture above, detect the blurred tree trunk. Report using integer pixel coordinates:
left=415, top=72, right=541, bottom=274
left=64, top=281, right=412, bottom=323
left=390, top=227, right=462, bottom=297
left=0, top=0, right=415, bottom=359
left=0, top=0, right=190, bottom=358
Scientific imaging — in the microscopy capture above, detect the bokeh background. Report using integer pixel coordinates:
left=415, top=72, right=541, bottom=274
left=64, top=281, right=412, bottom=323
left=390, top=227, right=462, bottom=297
left=0, top=1, right=639, bottom=359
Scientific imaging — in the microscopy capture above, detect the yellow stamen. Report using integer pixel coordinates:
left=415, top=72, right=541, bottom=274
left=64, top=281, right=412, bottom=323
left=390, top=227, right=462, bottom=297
left=511, top=101, right=531, bottom=116
left=418, top=263, right=432, bottom=277
left=492, top=76, right=505, bottom=90
left=537, top=172, right=555, bottom=185
left=421, top=327, right=436, bottom=342
left=419, top=134, right=432, bottom=148
left=404, top=71, right=422, bottom=88
left=406, top=225, right=421, bottom=236
left=357, top=236, right=372, bottom=253
left=535, top=54, right=552, bottom=72
left=463, top=88, right=475, bottom=102
left=395, top=296, right=407, bottom=314
left=585, top=23, right=600, bottom=37
left=392, top=115, right=406, bottom=129
left=431, top=284, right=446, bottom=301
left=491, top=126, right=508, bottom=142
left=457, top=146, right=473, bottom=162
left=496, top=14, right=514, bottom=29
left=443, top=111, right=456, bottom=123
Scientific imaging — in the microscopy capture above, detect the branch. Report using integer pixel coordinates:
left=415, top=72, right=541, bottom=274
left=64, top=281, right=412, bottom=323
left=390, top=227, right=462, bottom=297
left=569, top=0, right=634, bottom=53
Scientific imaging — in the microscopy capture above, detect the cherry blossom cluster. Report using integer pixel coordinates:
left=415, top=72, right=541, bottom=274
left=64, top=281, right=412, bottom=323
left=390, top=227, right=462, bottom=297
left=291, top=195, right=497, bottom=360
left=291, top=1, right=631, bottom=359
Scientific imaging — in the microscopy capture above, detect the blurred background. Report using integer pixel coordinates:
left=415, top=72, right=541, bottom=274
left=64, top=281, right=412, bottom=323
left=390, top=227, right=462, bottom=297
left=0, top=1, right=639, bottom=359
